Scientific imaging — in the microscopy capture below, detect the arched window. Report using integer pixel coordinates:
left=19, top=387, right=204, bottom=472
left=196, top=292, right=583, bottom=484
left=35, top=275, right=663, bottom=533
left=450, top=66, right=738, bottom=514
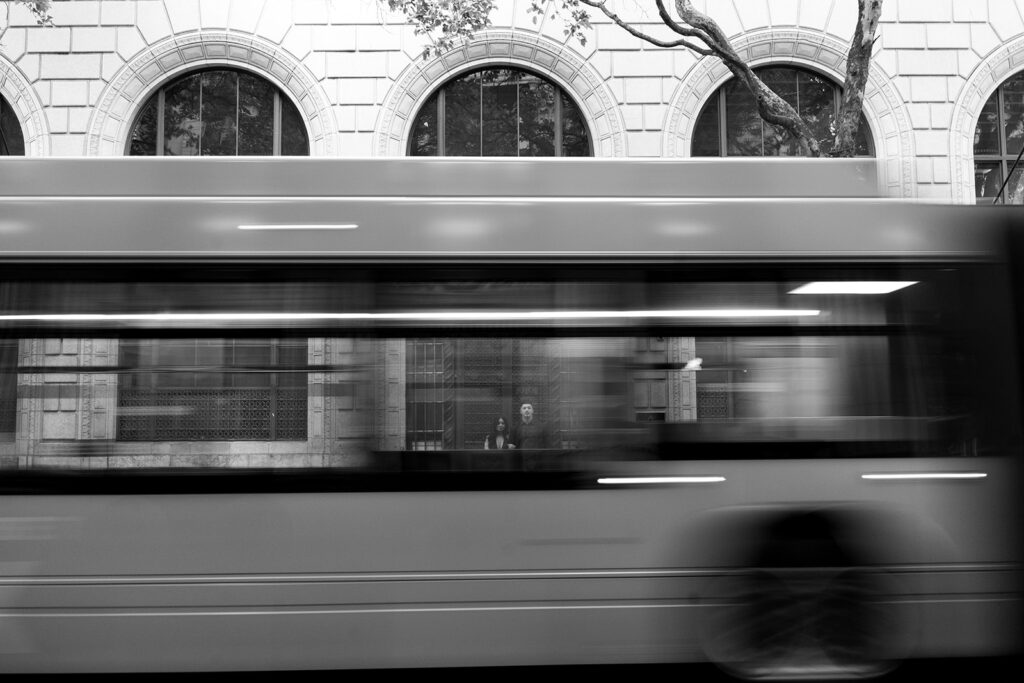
left=0, top=95, right=25, bottom=155
left=692, top=66, right=871, bottom=157
left=409, top=67, right=591, bottom=156
left=127, top=69, right=308, bottom=156
left=974, top=72, right=1024, bottom=204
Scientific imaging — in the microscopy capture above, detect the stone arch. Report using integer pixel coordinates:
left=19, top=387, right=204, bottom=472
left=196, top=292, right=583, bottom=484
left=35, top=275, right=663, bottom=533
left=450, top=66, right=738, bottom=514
left=0, top=55, right=49, bottom=156
left=951, top=35, right=1024, bottom=204
left=665, top=29, right=915, bottom=197
left=376, top=31, right=625, bottom=157
left=85, top=32, right=337, bottom=156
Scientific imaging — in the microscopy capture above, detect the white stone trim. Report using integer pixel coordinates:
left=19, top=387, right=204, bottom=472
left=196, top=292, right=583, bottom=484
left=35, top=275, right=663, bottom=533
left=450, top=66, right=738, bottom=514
left=665, top=29, right=916, bottom=198
left=376, top=31, right=625, bottom=157
left=84, top=32, right=337, bottom=156
left=0, top=55, right=49, bottom=156
left=951, top=36, right=1024, bottom=205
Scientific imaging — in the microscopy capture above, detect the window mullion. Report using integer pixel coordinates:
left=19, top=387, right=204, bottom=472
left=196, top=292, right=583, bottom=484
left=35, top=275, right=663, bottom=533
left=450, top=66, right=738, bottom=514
left=718, top=89, right=727, bottom=156
left=235, top=76, right=240, bottom=156
left=554, top=90, right=562, bottom=157
left=198, top=75, right=203, bottom=156
left=438, top=89, right=445, bottom=156
left=998, top=86, right=1009, bottom=203
left=156, top=90, right=165, bottom=156
left=273, top=92, right=282, bottom=156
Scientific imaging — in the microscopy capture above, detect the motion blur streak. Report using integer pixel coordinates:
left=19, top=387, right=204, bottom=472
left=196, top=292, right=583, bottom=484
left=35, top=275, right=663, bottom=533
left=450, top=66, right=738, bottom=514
left=0, top=159, right=1019, bottom=679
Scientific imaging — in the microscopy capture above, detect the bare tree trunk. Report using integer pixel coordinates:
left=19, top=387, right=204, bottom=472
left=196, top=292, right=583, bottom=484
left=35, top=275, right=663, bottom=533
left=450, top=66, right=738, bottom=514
left=832, top=0, right=882, bottom=157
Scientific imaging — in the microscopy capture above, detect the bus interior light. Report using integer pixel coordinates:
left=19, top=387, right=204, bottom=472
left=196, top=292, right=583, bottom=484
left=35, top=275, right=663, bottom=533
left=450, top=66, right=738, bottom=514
left=0, top=309, right=820, bottom=323
left=597, top=476, right=726, bottom=485
left=861, top=472, right=987, bottom=480
left=237, top=224, right=359, bottom=230
left=789, top=281, right=918, bottom=295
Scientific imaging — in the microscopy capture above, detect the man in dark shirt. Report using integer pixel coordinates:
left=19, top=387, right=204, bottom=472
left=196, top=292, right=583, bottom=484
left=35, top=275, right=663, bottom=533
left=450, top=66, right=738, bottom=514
left=513, top=401, right=551, bottom=449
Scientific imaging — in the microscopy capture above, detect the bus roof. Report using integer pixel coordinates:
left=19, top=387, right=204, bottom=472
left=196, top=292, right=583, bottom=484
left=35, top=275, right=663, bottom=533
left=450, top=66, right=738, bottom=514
left=0, top=157, right=881, bottom=198
left=0, top=158, right=1011, bottom=261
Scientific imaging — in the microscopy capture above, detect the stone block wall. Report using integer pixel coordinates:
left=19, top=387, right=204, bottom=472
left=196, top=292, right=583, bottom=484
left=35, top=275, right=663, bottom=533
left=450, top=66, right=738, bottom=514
left=0, top=0, right=1021, bottom=200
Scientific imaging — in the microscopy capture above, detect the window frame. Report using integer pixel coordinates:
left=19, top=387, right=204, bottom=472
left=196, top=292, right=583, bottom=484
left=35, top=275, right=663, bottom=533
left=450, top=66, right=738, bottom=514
left=124, top=67, right=308, bottom=157
left=116, top=338, right=309, bottom=442
left=691, top=65, right=874, bottom=157
left=406, top=66, right=593, bottom=157
left=974, top=73, right=1024, bottom=204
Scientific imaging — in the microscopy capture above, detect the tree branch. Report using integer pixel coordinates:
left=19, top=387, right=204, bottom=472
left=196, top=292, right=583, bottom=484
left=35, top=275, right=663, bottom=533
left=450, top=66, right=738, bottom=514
left=667, top=0, right=819, bottom=155
left=577, top=0, right=712, bottom=54
left=653, top=0, right=714, bottom=48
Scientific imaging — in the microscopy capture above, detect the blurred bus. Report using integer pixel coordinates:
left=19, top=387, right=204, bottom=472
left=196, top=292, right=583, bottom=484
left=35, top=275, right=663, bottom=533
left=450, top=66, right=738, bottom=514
left=0, top=158, right=1020, bottom=678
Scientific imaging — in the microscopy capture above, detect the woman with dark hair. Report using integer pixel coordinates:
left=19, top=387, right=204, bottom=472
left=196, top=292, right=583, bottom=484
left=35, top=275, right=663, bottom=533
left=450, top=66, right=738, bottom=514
left=483, top=416, right=515, bottom=450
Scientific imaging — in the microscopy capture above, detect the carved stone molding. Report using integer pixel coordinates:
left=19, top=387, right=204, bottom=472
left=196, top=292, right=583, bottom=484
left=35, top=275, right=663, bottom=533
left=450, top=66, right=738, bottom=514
left=376, top=31, right=625, bottom=157
left=951, top=35, right=1024, bottom=204
left=0, top=56, right=49, bottom=155
left=85, top=32, right=337, bottom=156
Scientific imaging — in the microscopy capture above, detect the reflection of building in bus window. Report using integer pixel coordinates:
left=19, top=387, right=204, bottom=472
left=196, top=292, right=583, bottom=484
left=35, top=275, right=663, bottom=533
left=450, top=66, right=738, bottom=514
left=0, top=340, right=16, bottom=442
left=483, top=416, right=513, bottom=450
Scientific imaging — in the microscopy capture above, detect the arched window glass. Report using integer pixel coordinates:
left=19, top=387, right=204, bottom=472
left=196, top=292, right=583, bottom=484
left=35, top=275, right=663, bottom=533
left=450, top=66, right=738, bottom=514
left=974, top=71, right=1024, bottom=204
left=409, top=67, right=591, bottom=156
left=0, top=95, right=25, bottom=155
left=127, top=69, right=309, bottom=156
left=692, top=66, right=871, bottom=157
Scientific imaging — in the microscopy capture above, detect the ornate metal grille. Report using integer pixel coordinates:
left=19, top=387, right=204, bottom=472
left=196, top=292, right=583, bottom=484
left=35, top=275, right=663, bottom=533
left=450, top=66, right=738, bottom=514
left=697, top=383, right=732, bottom=420
left=116, top=339, right=307, bottom=441
left=405, top=338, right=563, bottom=450
left=405, top=339, right=449, bottom=450
left=0, top=341, right=15, bottom=439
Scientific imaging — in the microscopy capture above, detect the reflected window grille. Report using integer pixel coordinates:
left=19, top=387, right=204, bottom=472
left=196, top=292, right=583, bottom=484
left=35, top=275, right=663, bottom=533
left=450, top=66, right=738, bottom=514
left=974, top=71, right=1024, bottom=204
left=117, top=339, right=307, bottom=441
left=406, top=340, right=451, bottom=450
left=127, top=69, right=309, bottom=156
left=0, top=341, right=16, bottom=440
left=408, top=67, right=591, bottom=157
left=691, top=66, right=873, bottom=157
left=696, top=384, right=732, bottom=420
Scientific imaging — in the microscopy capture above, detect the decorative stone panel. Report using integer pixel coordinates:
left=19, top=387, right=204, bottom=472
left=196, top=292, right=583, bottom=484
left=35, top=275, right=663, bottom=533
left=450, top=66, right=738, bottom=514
left=664, top=29, right=917, bottom=198
left=85, top=32, right=338, bottom=156
left=376, top=31, right=625, bottom=157
left=0, top=56, right=50, bottom=155
left=951, top=35, right=1024, bottom=204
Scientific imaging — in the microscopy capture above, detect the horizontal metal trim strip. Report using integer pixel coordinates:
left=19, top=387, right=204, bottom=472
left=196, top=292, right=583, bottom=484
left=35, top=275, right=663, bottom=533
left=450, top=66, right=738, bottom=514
left=1, top=563, right=1016, bottom=586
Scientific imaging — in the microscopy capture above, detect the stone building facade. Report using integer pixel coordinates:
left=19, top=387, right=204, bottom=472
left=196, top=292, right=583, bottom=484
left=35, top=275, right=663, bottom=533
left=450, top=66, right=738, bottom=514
left=0, top=0, right=1022, bottom=200
left=2, top=0, right=1023, bottom=467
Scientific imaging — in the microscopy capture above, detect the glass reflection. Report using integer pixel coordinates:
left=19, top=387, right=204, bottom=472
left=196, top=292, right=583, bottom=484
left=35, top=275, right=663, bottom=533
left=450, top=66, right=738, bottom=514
left=410, top=67, right=590, bottom=157
left=200, top=70, right=238, bottom=156
left=445, top=73, right=482, bottom=156
left=696, top=66, right=872, bottom=157
left=1003, top=74, right=1024, bottom=157
left=164, top=72, right=201, bottom=156
left=129, top=69, right=309, bottom=156
left=974, top=72, right=1024, bottom=203
left=239, top=72, right=275, bottom=156
left=0, top=264, right=1010, bottom=470
left=0, top=95, right=25, bottom=156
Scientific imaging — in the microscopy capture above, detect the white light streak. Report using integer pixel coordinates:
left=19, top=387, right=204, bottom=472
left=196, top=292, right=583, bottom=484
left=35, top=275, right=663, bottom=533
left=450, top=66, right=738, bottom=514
left=861, top=472, right=987, bottom=480
left=789, top=281, right=918, bottom=295
left=0, top=309, right=821, bottom=323
left=597, top=476, right=726, bottom=485
left=237, top=224, right=358, bottom=230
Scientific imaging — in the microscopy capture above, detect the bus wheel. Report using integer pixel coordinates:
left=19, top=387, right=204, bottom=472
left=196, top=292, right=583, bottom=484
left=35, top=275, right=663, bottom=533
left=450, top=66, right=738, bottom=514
left=700, top=569, right=900, bottom=680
